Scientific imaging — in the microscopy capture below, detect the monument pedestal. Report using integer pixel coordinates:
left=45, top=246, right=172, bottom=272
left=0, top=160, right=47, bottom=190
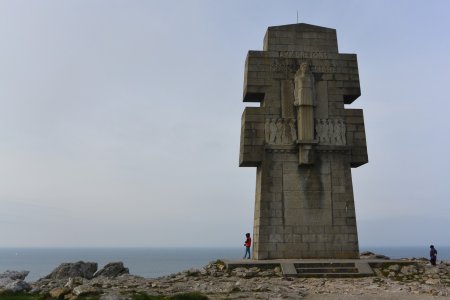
left=224, top=259, right=414, bottom=278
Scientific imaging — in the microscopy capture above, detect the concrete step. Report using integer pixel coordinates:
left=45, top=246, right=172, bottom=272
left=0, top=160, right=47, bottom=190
left=290, top=272, right=370, bottom=278
left=295, top=262, right=359, bottom=275
left=296, top=267, right=359, bottom=274
left=296, top=262, right=356, bottom=268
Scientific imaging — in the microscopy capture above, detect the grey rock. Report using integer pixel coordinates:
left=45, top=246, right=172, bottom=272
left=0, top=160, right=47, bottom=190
left=49, top=287, right=71, bottom=299
left=64, top=276, right=84, bottom=289
left=388, top=264, right=400, bottom=272
left=400, top=265, right=418, bottom=275
left=360, top=251, right=375, bottom=257
left=424, top=265, right=440, bottom=275
left=0, top=270, right=30, bottom=289
left=360, top=252, right=390, bottom=260
left=4, top=280, right=31, bottom=293
left=44, top=261, right=97, bottom=280
left=0, top=278, right=13, bottom=287
left=0, top=270, right=29, bottom=280
left=94, top=262, right=129, bottom=278
left=100, top=294, right=129, bottom=300
left=72, top=285, right=102, bottom=296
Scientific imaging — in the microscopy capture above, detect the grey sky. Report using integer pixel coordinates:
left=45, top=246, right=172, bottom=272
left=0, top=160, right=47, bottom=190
left=0, top=0, right=449, bottom=247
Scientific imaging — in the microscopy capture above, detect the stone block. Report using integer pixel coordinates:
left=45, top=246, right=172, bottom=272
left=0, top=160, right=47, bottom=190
left=302, top=234, right=317, bottom=243
left=308, top=225, right=325, bottom=234
left=269, top=218, right=284, bottom=226
left=283, top=173, right=300, bottom=191
left=284, top=191, right=304, bottom=209
left=332, top=185, right=346, bottom=194
left=282, top=161, right=299, bottom=172
left=316, top=234, right=334, bottom=243
left=268, top=233, right=284, bottom=243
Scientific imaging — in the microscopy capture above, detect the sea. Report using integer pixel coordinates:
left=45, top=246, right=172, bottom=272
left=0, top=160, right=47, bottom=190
left=1, top=246, right=449, bottom=282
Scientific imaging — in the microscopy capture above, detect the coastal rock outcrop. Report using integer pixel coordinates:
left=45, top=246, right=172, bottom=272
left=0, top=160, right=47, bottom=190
left=94, top=262, right=129, bottom=278
left=7, top=257, right=450, bottom=299
left=4, top=280, right=31, bottom=293
left=0, top=270, right=29, bottom=281
left=0, top=270, right=31, bottom=293
left=44, top=261, right=98, bottom=280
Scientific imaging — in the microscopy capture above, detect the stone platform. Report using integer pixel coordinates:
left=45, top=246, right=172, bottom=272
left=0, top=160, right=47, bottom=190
left=224, top=259, right=415, bottom=278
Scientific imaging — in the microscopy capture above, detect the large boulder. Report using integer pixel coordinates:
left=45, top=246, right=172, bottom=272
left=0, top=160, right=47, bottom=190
left=0, top=270, right=30, bottom=293
left=72, top=285, right=102, bottom=296
left=0, top=270, right=29, bottom=281
left=44, top=261, right=98, bottom=280
left=4, top=280, right=31, bottom=293
left=360, top=251, right=390, bottom=260
left=94, top=262, right=129, bottom=278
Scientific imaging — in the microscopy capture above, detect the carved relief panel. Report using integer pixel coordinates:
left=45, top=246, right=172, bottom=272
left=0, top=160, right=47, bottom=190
left=315, top=118, right=346, bottom=145
left=265, top=118, right=297, bottom=145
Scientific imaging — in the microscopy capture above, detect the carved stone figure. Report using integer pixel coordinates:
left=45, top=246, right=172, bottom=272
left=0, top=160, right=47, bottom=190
left=340, top=119, right=347, bottom=145
left=289, top=119, right=297, bottom=142
left=294, top=62, right=315, bottom=141
left=266, top=118, right=299, bottom=145
left=334, top=119, right=342, bottom=145
left=269, top=118, right=277, bottom=144
left=316, top=119, right=325, bottom=143
left=315, top=118, right=347, bottom=146
left=265, top=119, right=271, bottom=143
left=283, top=120, right=291, bottom=144
left=326, top=119, right=333, bottom=144
left=275, top=119, right=283, bottom=144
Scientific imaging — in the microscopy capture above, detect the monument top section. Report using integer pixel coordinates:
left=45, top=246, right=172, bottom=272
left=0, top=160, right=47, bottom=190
left=263, top=23, right=338, bottom=53
left=243, top=23, right=360, bottom=105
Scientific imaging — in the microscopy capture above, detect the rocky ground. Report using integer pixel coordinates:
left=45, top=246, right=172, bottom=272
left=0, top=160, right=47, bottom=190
left=1, top=254, right=450, bottom=299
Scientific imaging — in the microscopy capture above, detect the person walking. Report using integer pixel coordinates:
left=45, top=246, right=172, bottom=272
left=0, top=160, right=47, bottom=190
left=243, top=233, right=251, bottom=259
left=430, top=245, right=438, bottom=266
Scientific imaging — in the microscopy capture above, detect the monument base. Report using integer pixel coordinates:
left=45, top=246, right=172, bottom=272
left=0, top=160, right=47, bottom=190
left=224, top=259, right=413, bottom=278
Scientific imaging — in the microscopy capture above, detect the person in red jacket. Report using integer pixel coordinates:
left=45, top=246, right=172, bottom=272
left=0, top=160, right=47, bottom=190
left=243, top=233, right=251, bottom=259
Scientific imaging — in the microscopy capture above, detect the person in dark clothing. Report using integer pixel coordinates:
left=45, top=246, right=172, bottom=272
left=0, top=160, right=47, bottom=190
left=430, top=245, right=438, bottom=266
left=243, top=233, right=251, bottom=259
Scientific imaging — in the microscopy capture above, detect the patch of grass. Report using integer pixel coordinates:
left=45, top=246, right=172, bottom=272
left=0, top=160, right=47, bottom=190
left=0, top=292, right=45, bottom=300
left=132, top=292, right=208, bottom=300
left=0, top=291, right=208, bottom=300
left=77, top=296, right=101, bottom=300
left=171, top=292, right=208, bottom=300
left=0, top=292, right=103, bottom=300
left=132, top=294, right=166, bottom=300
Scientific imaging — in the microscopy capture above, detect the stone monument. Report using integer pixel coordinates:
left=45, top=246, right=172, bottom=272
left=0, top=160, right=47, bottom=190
left=239, top=23, right=368, bottom=259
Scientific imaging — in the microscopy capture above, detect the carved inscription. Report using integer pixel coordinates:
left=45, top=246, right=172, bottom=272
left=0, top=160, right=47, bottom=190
left=311, top=64, right=337, bottom=73
left=280, top=51, right=329, bottom=59
left=265, top=118, right=297, bottom=145
left=270, top=61, right=338, bottom=74
left=315, top=118, right=346, bottom=145
left=270, top=62, right=299, bottom=73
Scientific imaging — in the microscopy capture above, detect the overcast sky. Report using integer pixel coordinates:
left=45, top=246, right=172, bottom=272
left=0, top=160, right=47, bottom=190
left=0, top=0, right=449, bottom=248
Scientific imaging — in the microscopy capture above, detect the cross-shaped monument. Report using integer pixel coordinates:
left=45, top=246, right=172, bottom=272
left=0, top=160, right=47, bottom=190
left=240, top=23, right=368, bottom=259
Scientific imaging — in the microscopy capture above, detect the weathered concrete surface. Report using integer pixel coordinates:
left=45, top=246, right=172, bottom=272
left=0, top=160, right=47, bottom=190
left=239, top=23, right=368, bottom=259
